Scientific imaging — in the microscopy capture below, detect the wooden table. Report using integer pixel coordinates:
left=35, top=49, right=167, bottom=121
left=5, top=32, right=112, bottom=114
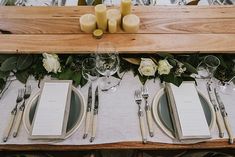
left=0, top=6, right=235, bottom=151
left=0, top=6, right=235, bottom=53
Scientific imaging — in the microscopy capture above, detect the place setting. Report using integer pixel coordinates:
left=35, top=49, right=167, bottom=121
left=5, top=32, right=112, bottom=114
left=130, top=54, right=235, bottom=145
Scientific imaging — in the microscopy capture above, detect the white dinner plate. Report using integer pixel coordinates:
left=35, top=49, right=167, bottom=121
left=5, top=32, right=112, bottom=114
left=152, top=88, right=215, bottom=140
left=23, top=86, right=86, bottom=139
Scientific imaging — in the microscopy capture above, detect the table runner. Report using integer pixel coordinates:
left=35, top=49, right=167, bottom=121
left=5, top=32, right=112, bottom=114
left=0, top=72, right=234, bottom=145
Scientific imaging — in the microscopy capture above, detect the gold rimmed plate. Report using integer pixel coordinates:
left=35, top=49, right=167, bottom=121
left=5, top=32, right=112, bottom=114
left=152, top=88, right=215, bottom=141
left=23, top=86, right=86, bottom=139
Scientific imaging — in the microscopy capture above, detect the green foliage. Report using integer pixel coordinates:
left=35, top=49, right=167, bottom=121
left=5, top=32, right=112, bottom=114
left=16, top=55, right=33, bottom=71
left=0, top=56, right=17, bottom=71
left=161, top=73, right=183, bottom=87
left=183, top=62, right=198, bottom=74
left=0, top=53, right=234, bottom=94
left=15, top=71, right=30, bottom=84
left=214, top=55, right=235, bottom=82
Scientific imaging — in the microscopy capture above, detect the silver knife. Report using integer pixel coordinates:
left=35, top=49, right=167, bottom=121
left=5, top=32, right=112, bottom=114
left=90, top=86, right=99, bottom=143
left=214, top=88, right=234, bottom=144
left=83, top=84, right=92, bottom=139
left=207, top=83, right=225, bottom=138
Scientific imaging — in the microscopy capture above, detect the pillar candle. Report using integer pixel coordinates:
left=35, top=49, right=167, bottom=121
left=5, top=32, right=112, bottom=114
left=107, top=9, right=121, bottom=26
left=121, top=0, right=131, bottom=17
left=95, top=4, right=108, bottom=31
left=122, top=14, right=140, bottom=33
left=79, top=14, right=96, bottom=33
left=108, top=19, right=117, bottom=33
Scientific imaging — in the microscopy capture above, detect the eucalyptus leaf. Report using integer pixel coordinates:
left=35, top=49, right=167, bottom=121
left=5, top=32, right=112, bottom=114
left=157, top=52, right=174, bottom=59
left=187, top=53, right=200, bottom=67
left=0, top=56, right=17, bottom=71
left=162, top=73, right=183, bottom=87
left=0, top=55, right=14, bottom=63
left=58, top=69, right=73, bottom=80
left=122, top=58, right=141, bottom=65
left=150, top=57, right=158, bottom=65
left=73, top=70, right=82, bottom=86
left=138, top=74, right=148, bottom=85
left=168, top=58, right=177, bottom=67
left=80, top=77, right=88, bottom=87
left=0, top=71, right=10, bottom=79
left=183, top=62, right=198, bottom=74
left=15, top=71, right=29, bottom=84
left=65, top=56, right=73, bottom=66
left=17, top=55, right=33, bottom=71
left=0, top=78, right=6, bottom=92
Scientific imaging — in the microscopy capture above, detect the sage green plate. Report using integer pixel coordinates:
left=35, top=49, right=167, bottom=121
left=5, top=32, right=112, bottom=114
left=152, top=88, right=215, bottom=139
left=23, top=87, right=85, bottom=139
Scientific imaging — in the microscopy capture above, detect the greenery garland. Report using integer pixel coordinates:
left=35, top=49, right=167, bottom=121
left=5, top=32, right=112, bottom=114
left=0, top=53, right=234, bottom=96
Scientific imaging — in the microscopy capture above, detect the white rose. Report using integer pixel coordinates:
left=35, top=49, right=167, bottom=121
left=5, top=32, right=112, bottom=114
left=138, top=58, right=158, bottom=76
left=42, top=53, right=61, bottom=74
left=158, top=59, right=173, bottom=75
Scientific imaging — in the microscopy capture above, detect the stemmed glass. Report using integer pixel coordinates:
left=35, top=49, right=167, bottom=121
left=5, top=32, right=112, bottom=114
left=82, top=57, right=99, bottom=84
left=204, top=55, right=220, bottom=83
left=195, top=55, right=220, bottom=81
left=95, top=42, right=120, bottom=92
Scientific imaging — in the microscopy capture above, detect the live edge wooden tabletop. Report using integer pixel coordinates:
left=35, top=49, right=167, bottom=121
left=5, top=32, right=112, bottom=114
left=0, top=140, right=235, bottom=151
left=0, top=6, right=235, bottom=53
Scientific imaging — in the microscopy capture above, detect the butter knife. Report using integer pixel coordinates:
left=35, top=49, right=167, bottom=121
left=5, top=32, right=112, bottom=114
left=214, top=88, right=234, bottom=144
left=83, top=84, right=92, bottom=139
left=207, top=83, right=225, bottom=138
left=90, top=86, right=99, bottom=143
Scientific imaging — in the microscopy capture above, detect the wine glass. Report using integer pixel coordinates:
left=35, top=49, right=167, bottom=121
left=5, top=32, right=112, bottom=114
left=82, top=57, right=99, bottom=84
left=96, top=42, right=120, bottom=92
left=204, top=55, right=220, bottom=83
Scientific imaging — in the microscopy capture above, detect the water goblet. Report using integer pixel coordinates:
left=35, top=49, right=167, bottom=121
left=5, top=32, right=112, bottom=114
left=82, top=57, right=99, bottom=84
left=96, top=42, right=120, bottom=92
left=204, top=55, right=220, bottom=83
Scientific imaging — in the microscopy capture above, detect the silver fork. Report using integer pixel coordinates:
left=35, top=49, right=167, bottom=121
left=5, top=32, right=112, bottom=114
left=12, top=85, right=31, bottom=137
left=142, top=86, right=154, bottom=137
left=134, top=90, right=147, bottom=143
left=3, top=89, right=24, bottom=142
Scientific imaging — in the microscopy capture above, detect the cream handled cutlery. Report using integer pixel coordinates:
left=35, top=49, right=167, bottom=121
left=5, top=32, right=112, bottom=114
left=134, top=90, right=147, bottom=143
left=90, top=86, right=99, bottom=143
left=3, top=89, right=24, bottom=142
left=83, top=84, right=93, bottom=139
left=12, top=85, right=31, bottom=138
left=214, top=88, right=234, bottom=144
left=207, top=83, right=225, bottom=138
left=142, top=86, right=154, bottom=137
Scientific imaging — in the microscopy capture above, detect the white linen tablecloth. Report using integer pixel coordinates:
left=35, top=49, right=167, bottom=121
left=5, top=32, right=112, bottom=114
left=0, top=72, right=235, bottom=145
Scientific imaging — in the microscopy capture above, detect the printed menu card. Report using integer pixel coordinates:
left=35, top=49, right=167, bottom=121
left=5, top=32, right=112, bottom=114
left=30, top=80, right=72, bottom=139
left=166, top=82, right=211, bottom=140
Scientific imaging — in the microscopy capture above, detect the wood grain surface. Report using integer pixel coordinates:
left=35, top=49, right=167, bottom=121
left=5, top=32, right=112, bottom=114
left=0, top=34, right=235, bottom=53
left=0, top=6, right=235, bottom=53
left=0, top=140, right=235, bottom=151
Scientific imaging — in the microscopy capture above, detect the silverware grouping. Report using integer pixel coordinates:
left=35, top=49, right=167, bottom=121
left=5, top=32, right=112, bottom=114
left=207, top=82, right=225, bottom=138
left=13, top=85, right=31, bottom=137
left=207, top=82, right=234, bottom=144
left=214, top=88, right=234, bottom=144
left=2, top=85, right=31, bottom=142
left=3, top=89, right=24, bottom=142
left=134, top=86, right=154, bottom=143
left=83, top=85, right=99, bottom=143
